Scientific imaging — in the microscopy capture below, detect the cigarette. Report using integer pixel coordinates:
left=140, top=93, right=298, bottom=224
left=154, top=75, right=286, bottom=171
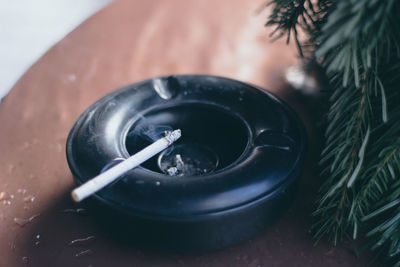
left=71, top=129, right=181, bottom=202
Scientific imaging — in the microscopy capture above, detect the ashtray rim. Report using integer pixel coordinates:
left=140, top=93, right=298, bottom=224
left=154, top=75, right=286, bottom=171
left=66, top=74, right=307, bottom=220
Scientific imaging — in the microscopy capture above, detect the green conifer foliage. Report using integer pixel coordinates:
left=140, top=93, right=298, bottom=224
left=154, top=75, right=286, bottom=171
left=266, top=0, right=400, bottom=265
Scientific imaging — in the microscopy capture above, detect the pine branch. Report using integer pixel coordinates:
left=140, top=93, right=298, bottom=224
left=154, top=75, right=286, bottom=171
left=316, top=0, right=400, bottom=88
left=266, top=0, right=400, bottom=265
left=312, top=0, right=400, bottom=255
left=265, top=0, right=330, bottom=57
left=312, top=72, right=372, bottom=243
left=352, top=67, right=400, bottom=263
left=357, top=120, right=400, bottom=209
left=362, top=177, right=400, bottom=265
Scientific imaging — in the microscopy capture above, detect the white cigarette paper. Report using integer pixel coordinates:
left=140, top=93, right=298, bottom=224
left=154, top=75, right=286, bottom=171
left=71, top=129, right=181, bottom=202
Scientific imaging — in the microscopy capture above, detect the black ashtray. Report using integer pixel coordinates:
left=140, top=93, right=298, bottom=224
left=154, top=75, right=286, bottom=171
left=66, top=75, right=307, bottom=251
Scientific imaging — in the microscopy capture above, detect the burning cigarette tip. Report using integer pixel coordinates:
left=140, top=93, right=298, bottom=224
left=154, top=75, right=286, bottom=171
left=165, top=129, right=181, bottom=144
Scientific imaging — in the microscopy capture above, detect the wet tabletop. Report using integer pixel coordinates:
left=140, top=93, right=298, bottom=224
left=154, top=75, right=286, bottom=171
left=0, top=0, right=379, bottom=266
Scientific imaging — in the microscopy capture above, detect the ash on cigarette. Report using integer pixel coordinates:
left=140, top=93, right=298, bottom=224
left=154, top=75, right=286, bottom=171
left=127, top=124, right=173, bottom=143
left=126, top=123, right=174, bottom=156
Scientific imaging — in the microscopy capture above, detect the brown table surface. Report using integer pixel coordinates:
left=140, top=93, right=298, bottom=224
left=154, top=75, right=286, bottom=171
left=0, top=0, right=379, bottom=266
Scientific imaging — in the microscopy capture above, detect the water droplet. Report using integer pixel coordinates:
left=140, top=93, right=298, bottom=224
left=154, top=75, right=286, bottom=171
left=22, top=256, right=28, bottom=264
left=13, top=214, right=40, bottom=227
left=75, top=249, right=93, bottom=258
left=36, top=234, right=40, bottom=239
left=69, top=235, right=95, bottom=246
left=23, top=195, right=35, bottom=203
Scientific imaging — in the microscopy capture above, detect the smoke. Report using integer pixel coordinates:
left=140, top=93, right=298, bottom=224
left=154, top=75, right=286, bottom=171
left=127, top=124, right=173, bottom=143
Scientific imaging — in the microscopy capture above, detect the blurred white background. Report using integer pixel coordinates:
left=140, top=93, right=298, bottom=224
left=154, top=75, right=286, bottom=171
left=0, top=0, right=113, bottom=100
